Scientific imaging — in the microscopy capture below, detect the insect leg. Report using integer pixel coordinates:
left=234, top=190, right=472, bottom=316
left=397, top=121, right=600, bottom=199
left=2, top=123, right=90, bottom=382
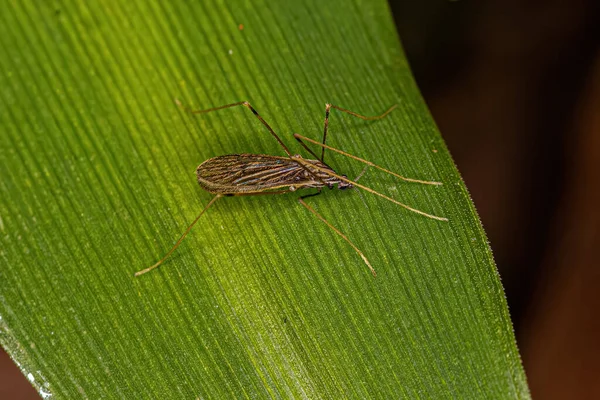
left=320, top=103, right=398, bottom=162
left=175, top=99, right=292, bottom=157
left=294, top=134, right=321, bottom=160
left=294, top=134, right=442, bottom=186
left=298, top=196, right=376, bottom=276
left=320, top=104, right=331, bottom=162
left=305, top=163, right=448, bottom=221
left=298, top=189, right=322, bottom=200
left=135, top=194, right=222, bottom=277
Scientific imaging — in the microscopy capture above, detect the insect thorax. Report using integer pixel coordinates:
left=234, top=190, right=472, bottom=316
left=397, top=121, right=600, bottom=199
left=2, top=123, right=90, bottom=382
left=294, top=157, right=352, bottom=190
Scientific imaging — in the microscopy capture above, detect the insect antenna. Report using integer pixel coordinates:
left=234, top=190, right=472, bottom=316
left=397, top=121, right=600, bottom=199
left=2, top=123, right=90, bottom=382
left=135, top=195, right=222, bottom=277
left=319, top=166, right=447, bottom=221
left=294, top=133, right=442, bottom=186
left=354, top=166, right=369, bottom=182
left=352, top=167, right=371, bottom=209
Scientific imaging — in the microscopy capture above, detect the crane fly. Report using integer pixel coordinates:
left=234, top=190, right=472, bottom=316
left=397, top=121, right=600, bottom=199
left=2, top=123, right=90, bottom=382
left=134, top=100, right=448, bottom=277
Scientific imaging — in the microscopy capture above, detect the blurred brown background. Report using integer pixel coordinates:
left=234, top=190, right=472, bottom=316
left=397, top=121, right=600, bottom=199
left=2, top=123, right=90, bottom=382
left=2, top=1, right=599, bottom=398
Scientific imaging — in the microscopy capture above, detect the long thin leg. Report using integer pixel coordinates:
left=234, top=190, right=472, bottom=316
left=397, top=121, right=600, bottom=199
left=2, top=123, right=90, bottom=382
left=135, top=195, right=222, bottom=277
left=297, top=188, right=322, bottom=200
left=298, top=197, right=376, bottom=277
left=320, top=103, right=397, bottom=162
left=295, top=133, right=442, bottom=186
left=305, top=164, right=448, bottom=221
left=294, top=134, right=321, bottom=160
left=135, top=189, right=295, bottom=277
left=175, top=99, right=292, bottom=157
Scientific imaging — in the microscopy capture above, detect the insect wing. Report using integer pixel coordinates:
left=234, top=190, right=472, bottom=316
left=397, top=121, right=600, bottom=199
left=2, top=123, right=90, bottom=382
left=196, top=154, right=310, bottom=193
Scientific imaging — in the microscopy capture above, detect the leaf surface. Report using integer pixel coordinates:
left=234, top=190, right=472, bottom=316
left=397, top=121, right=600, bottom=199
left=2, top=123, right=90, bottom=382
left=0, top=1, right=529, bottom=398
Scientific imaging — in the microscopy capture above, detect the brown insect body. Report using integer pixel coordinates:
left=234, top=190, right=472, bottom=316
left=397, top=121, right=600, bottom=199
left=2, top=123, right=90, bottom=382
left=196, top=154, right=351, bottom=194
left=135, top=100, right=447, bottom=278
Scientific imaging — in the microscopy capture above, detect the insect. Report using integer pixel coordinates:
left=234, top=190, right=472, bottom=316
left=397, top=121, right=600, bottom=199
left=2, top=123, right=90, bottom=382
left=134, top=100, right=448, bottom=277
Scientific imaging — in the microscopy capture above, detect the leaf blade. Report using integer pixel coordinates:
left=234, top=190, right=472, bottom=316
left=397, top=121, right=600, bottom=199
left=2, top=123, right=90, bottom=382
left=0, top=0, right=530, bottom=398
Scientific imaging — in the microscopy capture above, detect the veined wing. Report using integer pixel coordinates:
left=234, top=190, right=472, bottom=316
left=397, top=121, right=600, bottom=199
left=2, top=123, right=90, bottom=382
left=196, top=154, right=315, bottom=193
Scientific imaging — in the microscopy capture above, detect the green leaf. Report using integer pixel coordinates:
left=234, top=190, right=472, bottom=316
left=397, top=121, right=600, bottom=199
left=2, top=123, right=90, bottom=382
left=0, top=0, right=530, bottom=398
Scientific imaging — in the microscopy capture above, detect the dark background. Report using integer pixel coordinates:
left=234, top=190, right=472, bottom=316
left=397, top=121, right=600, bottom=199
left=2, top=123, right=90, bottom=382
left=391, top=1, right=600, bottom=398
left=2, top=1, right=599, bottom=398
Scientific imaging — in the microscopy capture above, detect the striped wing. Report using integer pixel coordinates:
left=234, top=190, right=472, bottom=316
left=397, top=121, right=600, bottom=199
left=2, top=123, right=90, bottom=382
left=196, top=154, right=316, bottom=193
